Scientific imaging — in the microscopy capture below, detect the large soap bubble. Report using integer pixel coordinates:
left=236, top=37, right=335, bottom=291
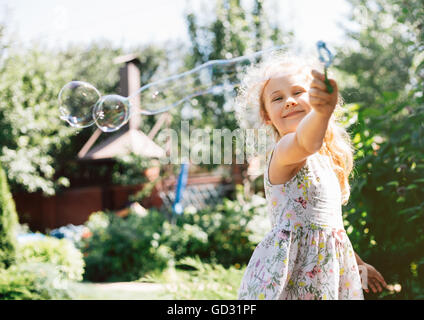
left=58, top=81, right=101, bottom=128
left=59, top=44, right=291, bottom=132
left=130, top=57, right=247, bottom=116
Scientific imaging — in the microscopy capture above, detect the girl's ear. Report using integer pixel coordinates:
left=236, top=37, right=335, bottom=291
left=260, top=107, right=271, bottom=123
left=264, top=114, right=273, bottom=125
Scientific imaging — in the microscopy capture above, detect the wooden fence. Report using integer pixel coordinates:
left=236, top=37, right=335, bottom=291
left=13, top=174, right=231, bottom=232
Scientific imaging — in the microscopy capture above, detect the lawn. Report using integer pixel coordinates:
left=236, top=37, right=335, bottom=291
left=71, top=257, right=246, bottom=300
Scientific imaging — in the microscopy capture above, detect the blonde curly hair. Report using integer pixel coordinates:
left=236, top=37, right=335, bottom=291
left=235, top=51, right=355, bottom=206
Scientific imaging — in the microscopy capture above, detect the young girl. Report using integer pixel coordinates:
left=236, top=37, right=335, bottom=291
left=235, top=54, right=387, bottom=300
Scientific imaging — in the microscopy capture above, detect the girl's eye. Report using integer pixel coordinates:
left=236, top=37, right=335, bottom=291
left=272, top=97, right=283, bottom=102
left=295, top=91, right=303, bottom=95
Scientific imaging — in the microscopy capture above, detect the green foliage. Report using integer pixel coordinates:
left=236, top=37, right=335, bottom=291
left=0, top=262, right=74, bottom=300
left=81, top=186, right=269, bottom=282
left=0, top=162, right=78, bottom=300
left=16, top=236, right=85, bottom=282
left=0, top=47, right=77, bottom=194
left=343, top=102, right=424, bottom=300
left=129, top=177, right=161, bottom=203
left=162, top=188, right=270, bottom=267
left=336, top=0, right=424, bottom=299
left=335, top=0, right=416, bottom=106
left=82, top=210, right=172, bottom=282
left=162, top=222, right=209, bottom=262
left=0, top=37, right=168, bottom=195
left=112, top=153, right=154, bottom=186
left=0, top=164, right=19, bottom=269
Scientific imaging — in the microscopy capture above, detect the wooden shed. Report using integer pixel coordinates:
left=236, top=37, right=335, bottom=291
left=78, top=54, right=165, bottom=161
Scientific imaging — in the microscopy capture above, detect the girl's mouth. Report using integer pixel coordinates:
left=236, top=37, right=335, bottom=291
left=283, top=110, right=304, bottom=118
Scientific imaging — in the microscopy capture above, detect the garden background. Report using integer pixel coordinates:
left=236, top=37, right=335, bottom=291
left=0, top=0, right=423, bottom=300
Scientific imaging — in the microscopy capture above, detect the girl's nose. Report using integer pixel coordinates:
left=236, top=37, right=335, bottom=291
left=285, top=100, right=297, bottom=109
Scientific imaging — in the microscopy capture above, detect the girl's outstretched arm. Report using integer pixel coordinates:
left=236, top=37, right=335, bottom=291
left=272, top=111, right=330, bottom=169
left=296, top=110, right=331, bottom=153
left=297, top=69, right=338, bottom=153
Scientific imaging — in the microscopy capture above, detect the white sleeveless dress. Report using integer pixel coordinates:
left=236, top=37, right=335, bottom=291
left=238, top=148, right=364, bottom=300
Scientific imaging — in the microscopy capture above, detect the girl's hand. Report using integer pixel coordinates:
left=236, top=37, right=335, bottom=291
left=362, top=262, right=388, bottom=294
left=308, top=69, right=338, bottom=117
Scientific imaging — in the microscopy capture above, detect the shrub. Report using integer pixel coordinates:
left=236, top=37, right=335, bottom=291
left=0, top=262, right=74, bottom=300
left=161, top=222, right=209, bottom=262
left=162, top=187, right=270, bottom=267
left=338, top=102, right=424, bottom=299
left=0, top=164, right=19, bottom=269
left=17, top=236, right=85, bottom=282
left=111, top=153, right=154, bottom=186
left=82, top=186, right=270, bottom=281
left=82, top=210, right=172, bottom=282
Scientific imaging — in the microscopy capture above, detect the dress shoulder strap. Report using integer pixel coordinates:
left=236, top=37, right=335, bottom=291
left=264, top=143, right=277, bottom=183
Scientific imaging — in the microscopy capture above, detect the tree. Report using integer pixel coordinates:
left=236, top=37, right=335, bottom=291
left=0, top=164, right=19, bottom=269
left=334, top=0, right=415, bottom=106
left=165, top=0, right=292, bottom=170
left=334, top=0, right=424, bottom=299
left=0, top=37, right=168, bottom=194
left=183, top=0, right=289, bottom=129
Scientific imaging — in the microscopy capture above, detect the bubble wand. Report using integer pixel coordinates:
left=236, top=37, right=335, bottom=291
left=316, top=40, right=334, bottom=93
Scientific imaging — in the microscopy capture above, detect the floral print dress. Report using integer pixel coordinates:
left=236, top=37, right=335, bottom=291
left=238, top=148, right=364, bottom=300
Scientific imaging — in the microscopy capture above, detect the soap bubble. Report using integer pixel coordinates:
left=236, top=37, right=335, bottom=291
left=59, top=44, right=289, bottom=131
left=58, top=81, right=101, bottom=128
left=92, top=94, right=131, bottom=132
left=131, top=52, right=261, bottom=115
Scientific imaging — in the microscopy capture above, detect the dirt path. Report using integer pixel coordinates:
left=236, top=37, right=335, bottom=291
left=72, top=281, right=170, bottom=299
left=90, top=282, right=165, bottom=292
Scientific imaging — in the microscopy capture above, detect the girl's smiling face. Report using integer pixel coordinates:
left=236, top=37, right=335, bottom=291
left=262, top=72, right=312, bottom=137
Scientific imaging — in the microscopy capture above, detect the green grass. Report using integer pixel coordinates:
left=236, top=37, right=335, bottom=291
left=70, top=257, right=246, bottom=300
left=139, top=257, right=246, bottom=299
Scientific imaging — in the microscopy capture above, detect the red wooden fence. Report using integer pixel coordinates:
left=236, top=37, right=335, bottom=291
left=12, top=174, right=228, bottom=232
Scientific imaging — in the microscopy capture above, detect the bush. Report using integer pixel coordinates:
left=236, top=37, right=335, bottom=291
left=333, top=0, right=424, bottom=299
left=343, top=102, right=424, bottom=299
left=162, top=186, right=270, bottom=267
left=49, top=224, right=89, bottom=249
left=161, top=222, right=209, bottom=262
left=17, top=236, right=85, bottom=282
left=82, top=186, right=270, bottom=281
left=82, top=210, right=172, bottom=282
left=112, top=153, right=154, bottom=186
left=0, top=164, right=19, bottom=269
left=0, top=262, right=74, bottom=300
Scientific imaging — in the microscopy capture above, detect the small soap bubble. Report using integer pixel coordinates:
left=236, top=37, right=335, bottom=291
left=58, top=81, right=101, bottom=128
left=92, top=94, right=131, bottom=132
